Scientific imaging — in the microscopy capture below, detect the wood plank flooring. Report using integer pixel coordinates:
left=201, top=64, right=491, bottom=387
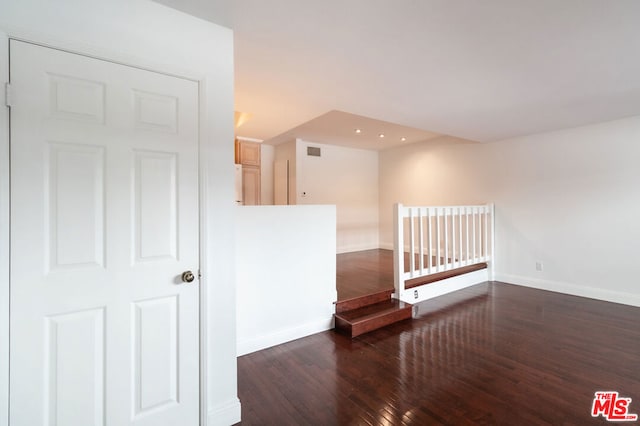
left=237, top=282, right=640, bottom=425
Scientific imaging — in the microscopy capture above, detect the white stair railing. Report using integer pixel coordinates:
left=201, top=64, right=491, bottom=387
left=393, top=203, right=495, bottom=299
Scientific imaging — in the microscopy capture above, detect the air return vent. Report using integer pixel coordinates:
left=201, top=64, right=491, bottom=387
left=307, top=146, right=321, bottom=157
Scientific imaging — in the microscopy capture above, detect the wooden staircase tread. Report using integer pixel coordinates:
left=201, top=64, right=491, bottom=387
left=334, top=289, right=394, bottom=313
left=334, top=299, right=411, bottom=324
left=334, top=298, right=413, bottom=337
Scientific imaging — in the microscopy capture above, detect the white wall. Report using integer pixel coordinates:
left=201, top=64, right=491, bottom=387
left=296, top=139, right=379, bottom=253
left=379, top=136, right=488, bottom=248
left=235, top=205, right=337, bottom=356
left=260, top=144, right=275, bottom=204
left=0, top=1, right=239, bottom=424
left=379, top=117, right=640, bottom=306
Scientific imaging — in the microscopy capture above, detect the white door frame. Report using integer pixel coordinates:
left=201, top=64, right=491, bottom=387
left=0, top=31, right=212, bottom=425
left=0, top=31, right=10, bottom=426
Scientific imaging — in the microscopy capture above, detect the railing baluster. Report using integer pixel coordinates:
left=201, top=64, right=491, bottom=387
left=472, top=207, right=477, bottom=262
left=427, top=207, right=433, bottom=274
left=444, top=207, right=449, bottom=270
left=418, top=208, right=424, bottom=275
left=452, top=207, right=457, bottom=269
left=484, top=206, right=489, bottom=261
left=490, top=204, right=495, bottom=279
left=465, top=206, right=470, bottom=266
left=436, top=208, right=441, bottom=272
left=458, top=207, right=463, bottom=268
left=409, top=208, right=416, bottom=277
left=393, top=203, right=404, bottom=297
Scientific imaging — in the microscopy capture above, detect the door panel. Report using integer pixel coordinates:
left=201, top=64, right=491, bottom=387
left=9, top=40, right=200, bottom=426
left=48, top=142, right=106, bottom=270
left=133, top=151, right=178, bottom=261
left=46, top=308, right=106, bottom=426
left=132, top=296, right=178, bottom=416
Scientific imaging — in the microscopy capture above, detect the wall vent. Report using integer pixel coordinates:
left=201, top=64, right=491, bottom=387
left=306, top=146, right=321, bottom=157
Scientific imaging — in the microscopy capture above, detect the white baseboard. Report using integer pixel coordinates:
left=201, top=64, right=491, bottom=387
left=397, top=269, right=489, bottom=304
left=237, top=316, right=334, bottom=356
left=207, top=397, right=241, bottom=426
left=337, top=243, right=380, bottom=254
left=496, top=273, right=640, bottom=308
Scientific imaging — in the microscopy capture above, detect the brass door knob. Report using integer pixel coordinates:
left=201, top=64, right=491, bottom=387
left=181, top=271, right=195, bottom=283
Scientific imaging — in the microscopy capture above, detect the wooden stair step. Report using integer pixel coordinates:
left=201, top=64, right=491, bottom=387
left=334, top=299, right=412, bottom=338
left=335, top=289, right=393, bottom=314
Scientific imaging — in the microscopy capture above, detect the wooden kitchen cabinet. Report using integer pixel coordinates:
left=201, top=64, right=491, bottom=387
left=235, top=139, right=261, bottom=205
left=238, top=140, right=261, bottom=167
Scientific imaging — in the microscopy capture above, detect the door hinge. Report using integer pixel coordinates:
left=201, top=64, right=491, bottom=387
left=4, top=83, right=12, bottom=108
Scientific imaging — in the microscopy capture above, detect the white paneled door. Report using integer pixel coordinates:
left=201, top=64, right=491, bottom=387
left=9, top=40, right=200, bottom=426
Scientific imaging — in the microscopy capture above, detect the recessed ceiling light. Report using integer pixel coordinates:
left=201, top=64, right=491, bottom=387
left=379, top=133, right=385, bottom=138
left=401, top=137, right=406, bottom=142
left=354, top=128, right=362, bottom=134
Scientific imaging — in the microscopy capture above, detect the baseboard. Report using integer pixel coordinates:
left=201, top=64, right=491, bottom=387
left=396, top=269, right=489, bottom=304
left=207, top=397, right=241, bottom=426
left=337, top=243, right=380, bottom=254
left=496, top=273, right=640, bottom=308
left=237, top=316, right=334, bottom=356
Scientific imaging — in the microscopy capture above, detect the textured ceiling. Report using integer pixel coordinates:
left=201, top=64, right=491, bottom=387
left=155, top=0, right=640, bottom=145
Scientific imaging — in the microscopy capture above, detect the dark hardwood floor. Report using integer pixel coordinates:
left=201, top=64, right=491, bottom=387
left=237, top=282, right=640, bottom=425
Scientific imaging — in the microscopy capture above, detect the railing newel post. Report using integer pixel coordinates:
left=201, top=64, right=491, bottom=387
left=393, top=203, right=404, bottom=299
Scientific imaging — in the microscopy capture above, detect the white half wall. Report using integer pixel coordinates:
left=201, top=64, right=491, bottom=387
left=379, top=117, right=640, bottom=307
left=0, top=1, right=239, bottom=424
left=236, top=205, right=337, bottom=356
left=296, top=139, right=379, bottom=253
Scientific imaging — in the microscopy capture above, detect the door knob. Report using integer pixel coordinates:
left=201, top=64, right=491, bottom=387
left=181, top=271, right=195, bottom=283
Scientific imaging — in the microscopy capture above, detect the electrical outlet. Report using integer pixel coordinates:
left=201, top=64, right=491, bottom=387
left=535, top=261, right=543, bottom=272
left=414, top=289, right=419, bottom=299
